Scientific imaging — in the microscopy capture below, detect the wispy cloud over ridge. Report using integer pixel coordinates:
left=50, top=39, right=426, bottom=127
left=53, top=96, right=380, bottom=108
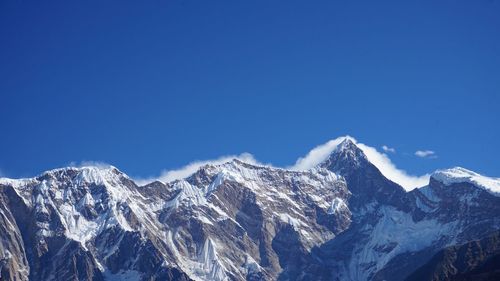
left=82, top=137, right=430, bottom=191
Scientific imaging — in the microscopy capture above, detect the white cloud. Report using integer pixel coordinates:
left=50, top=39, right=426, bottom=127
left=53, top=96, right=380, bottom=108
left=290, top=136, right=429, bottom=190
left=382, top=145, right=396, bottom=153
left=290, top=136, right=356, bottom=171
left=135, top=153, right=261, bottom=186
left=357, top=143, right=430, bottom=191
left=134, top=136, right=430, bottom=191
left=415, top=150, right=436, bottom=158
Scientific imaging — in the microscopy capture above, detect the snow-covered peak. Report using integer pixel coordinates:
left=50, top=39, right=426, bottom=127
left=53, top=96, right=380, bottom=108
left=0, top=166, right=125, bottom=200
left=45, top=165, right=121, bottom=179
left=431, top=167, right=500, bottom=196
left=1, top=165, right=125, bottom=186
left=336, top=138, right=359, bottom=152
left=213, top=158, right=341, bottom=187
left=46, top=165, right=116, bottom=173
left=318, top=138, right=368, bottom=174
left=335, top=138, right=367, bottom=159
left=218, top=157, right=278, bottom=172
left=0, top=164, right=155, bottom=252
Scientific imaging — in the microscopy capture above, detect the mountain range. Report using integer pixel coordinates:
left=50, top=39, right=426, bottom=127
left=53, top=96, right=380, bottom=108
left=1, top=138, right=499, bottom=281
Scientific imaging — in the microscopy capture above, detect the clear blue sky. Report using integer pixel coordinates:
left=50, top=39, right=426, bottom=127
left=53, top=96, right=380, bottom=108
left=1, top=0, right=499, bottom=180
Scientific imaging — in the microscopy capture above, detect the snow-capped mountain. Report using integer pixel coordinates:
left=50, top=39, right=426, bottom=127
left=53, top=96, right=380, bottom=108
left=1, top=139, right=499, bottom=281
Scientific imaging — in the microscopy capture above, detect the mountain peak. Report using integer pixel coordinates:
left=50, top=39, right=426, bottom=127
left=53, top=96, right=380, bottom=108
left=337, top=137, right=357, bottom=149
left=317, top=137, right=411, bottom=210
left=431, top=167, right=500, bottom=196
left=44, top=165, right=118, bottom=175
left=335, top=138, right=365, bottom=156
left=25, top=165, right=130, bottom=189
left=318, top=138, right=368, bottom=174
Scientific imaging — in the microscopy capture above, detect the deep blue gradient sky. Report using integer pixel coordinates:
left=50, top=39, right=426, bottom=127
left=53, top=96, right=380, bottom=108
left=1, top=0, right=499, bottom=179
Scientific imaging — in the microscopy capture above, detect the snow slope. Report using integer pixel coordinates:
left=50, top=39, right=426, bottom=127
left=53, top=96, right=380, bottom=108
left=432, top=167, right=500, bottom=196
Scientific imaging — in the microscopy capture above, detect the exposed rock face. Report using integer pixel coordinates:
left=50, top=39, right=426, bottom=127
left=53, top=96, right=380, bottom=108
left=0, top=186, right=30, bottom=281
left=0, top=139, right=499, bottom=281
left=405, top=231, right=500, bottom=281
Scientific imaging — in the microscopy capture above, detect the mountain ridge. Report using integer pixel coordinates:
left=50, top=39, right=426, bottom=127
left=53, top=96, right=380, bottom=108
left=1, top=140, right=499, bottom=281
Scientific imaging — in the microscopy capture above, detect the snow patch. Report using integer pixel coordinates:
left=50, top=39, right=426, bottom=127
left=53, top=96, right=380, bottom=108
left=328, top=197, right=348, bottom=215
left=58, top=203, right=97, bottom=249
left=243, top=254, right=261, bottom=275
left=165, top=231, right=229, bottom=281
left=277, top=213, right=303, bottom=230
left=165, top=180, right=208, bottom=209
left=346, top=206, right=458, bottom=280
left=197, top=238, right=228, bottom=281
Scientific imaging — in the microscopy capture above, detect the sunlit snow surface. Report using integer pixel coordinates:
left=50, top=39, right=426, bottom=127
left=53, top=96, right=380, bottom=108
left=432, top=167, right=500, bottom=196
